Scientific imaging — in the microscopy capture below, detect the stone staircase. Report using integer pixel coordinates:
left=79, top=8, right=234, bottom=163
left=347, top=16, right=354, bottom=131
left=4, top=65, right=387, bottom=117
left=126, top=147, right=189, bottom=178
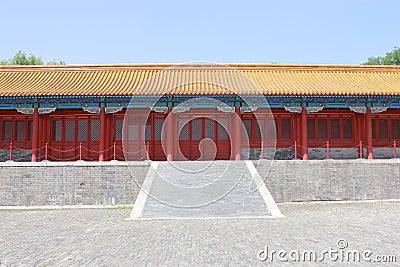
left=130, top=160, right=283, bottom=219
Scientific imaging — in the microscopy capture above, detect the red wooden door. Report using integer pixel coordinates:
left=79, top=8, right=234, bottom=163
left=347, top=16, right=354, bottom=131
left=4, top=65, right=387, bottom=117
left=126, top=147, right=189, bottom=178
left=49, top=115, right=100, bottom=161
left=177, top=115, right=231, bottom=161
left=215, top=116, right=231, bottom=160
left=123, top=115, right=149, bottom=161
left=151, top=117, right=166, bottom=161
left=113, top=112, right=165, bottom=161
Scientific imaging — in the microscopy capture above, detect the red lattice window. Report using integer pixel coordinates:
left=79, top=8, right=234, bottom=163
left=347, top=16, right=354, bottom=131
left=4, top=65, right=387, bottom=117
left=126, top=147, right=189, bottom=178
left=392, top=119, right=400, bottom=139
left=128, top=124, right=139, bottom=140
left=91, top=119, right=100, bottom=141
left=179, top=118, right=189, bottom=141
left=15, top=120, right=25, bottom=141
left=154, top=118, right=164, bottom=141
left=192, top=118, right=202, bottom=141
left=115, top=119, right=123, bottom=141
left=217, top=118, right=228, bottom=140
left=205, top=118, right=215, bottom=139
left=268, top=119, right=276, bottom=140
left=318, top=119, right=327, bottom=139
left=372, top=119, right=376, bottom=139
left=144, top=124, right=151, bottom=141
left=281, top=119, right=291, bottom=140
left=51, top=120, right=62, bottom=141
left=27, top=120, right=33, bottom=141
left=373, top=118, right=400, bottom=141
left=2, top=121, right=11, bottom=141
left=65, top=120, right=75, bottom=141
left=343, top=119, right=353, bottom=140
left=307, top=119, right=315, bottom=140
left=255, top=119, right=265, bottom=140
left=308, top=115, right=353, bottom=141
left=243, top=119, right=252, bottom=141
left=78, top=120, right=88, bottom=141
left=330, top=119, right=340, bottom=139
left=379, top=119, right=388, bottom=139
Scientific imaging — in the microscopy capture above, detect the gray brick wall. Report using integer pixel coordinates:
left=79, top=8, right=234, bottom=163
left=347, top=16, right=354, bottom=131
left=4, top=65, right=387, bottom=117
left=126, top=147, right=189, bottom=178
left=254, top=159, right=400, bottom=202
left=243, top=147, right=400, bottom=160
left=242, top=148, right=295, bottom=160
left=0, top=161, right=149, bottom=206
left=371, top=148, right=399, bottom=159
left=0, top=150, right=36, bottom=162
left=1, top=147, right=398, bottom=162
left=0, top=160, right=399, bottom=206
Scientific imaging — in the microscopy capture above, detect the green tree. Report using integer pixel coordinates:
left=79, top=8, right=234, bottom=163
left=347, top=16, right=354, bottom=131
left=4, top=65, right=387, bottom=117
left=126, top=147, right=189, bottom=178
left=363, top=47, right=400, bottom=65
left=0, top=51, right=65, bottom=65
left=46, top=59, right=66, bottom=65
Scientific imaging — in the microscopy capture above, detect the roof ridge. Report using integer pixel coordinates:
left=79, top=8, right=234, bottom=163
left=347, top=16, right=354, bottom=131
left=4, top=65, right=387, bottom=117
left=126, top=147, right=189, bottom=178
left=0, top=63, right=400, bottom=72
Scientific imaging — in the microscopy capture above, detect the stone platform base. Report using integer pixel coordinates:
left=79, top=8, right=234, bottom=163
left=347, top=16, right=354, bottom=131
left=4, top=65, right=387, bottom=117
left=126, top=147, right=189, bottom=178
left=0, top=160, right=399, bottom=206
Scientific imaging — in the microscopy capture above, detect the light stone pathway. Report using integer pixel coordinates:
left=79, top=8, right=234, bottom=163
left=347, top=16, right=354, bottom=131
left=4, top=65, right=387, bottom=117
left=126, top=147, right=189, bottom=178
left=0, top=201, right=399, bottom=266
left=139, top=161, right=273, bottom=218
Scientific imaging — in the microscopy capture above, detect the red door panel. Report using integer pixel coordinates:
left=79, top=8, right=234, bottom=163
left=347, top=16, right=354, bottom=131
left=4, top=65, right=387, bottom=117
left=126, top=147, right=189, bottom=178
left=177, top=115, right=231, bottom=161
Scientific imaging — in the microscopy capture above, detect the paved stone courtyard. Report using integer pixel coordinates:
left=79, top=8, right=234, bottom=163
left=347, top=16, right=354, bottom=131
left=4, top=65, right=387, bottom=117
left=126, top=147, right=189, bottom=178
left=0, top=201, right=399, bottom=266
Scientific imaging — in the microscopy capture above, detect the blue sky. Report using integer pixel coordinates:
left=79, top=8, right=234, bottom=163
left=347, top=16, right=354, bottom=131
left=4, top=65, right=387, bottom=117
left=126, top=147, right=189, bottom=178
left=1, top=0, right=399, bottom=64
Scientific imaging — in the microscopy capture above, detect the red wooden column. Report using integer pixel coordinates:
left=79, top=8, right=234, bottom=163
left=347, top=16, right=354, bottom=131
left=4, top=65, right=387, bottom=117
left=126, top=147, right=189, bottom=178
left=105, top=114, right=112, bottom=161
left=264, top=113, right=270, bottom=159
left=295, top=113, right=302, bottom=158
left=165, top=107, right=174, bottom=161
left=356, top=113, right=363, bottom=146
left=366, top=107, right=373, bottom=159
left=234, top=107, right=242, bottom=160
left=301, top=107, right=309, bottom=160
left=99, top=107, right=106, bottom=161
left=31, top=108, right=39, bottom=162
left=39, top=115, right=44, bottom=151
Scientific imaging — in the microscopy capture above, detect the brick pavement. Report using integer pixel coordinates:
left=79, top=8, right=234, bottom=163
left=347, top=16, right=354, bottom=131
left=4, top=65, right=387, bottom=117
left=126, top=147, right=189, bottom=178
left=0, top=201, right=399, bottom=266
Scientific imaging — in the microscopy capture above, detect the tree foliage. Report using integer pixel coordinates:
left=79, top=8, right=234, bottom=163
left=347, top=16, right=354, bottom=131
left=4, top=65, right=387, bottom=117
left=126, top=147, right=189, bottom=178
left=46, top=59, right=66, bottom=65
left=363, top=47, right=400, bottom=65
left=0, top=51, right=65, bottom=65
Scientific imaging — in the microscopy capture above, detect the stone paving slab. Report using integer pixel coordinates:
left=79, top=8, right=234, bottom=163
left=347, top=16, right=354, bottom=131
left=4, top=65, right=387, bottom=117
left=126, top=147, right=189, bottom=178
left=0, top=201, right=399, bottom=266
left=136, top=161, right=275, bottom=218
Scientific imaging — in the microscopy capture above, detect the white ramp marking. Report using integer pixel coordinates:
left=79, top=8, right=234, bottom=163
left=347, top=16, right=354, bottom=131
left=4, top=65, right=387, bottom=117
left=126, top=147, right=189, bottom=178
left=245, top=161, right=284, bottom=218
left=129, top=161, right=159, bottom=219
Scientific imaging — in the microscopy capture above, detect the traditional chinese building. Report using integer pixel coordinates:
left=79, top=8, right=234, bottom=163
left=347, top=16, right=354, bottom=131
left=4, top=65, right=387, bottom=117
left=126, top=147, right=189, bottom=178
left=0, top=64, right=400, bottom=162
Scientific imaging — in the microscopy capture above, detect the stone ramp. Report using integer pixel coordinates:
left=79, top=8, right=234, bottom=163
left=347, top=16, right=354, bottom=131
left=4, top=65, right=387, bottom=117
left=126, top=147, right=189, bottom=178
left=130, top=160, right=283, bottom=219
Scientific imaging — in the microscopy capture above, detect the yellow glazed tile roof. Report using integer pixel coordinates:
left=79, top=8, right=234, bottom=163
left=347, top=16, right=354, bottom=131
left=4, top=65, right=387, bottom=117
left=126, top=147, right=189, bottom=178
left=0, top=64, right=400, bottom=97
